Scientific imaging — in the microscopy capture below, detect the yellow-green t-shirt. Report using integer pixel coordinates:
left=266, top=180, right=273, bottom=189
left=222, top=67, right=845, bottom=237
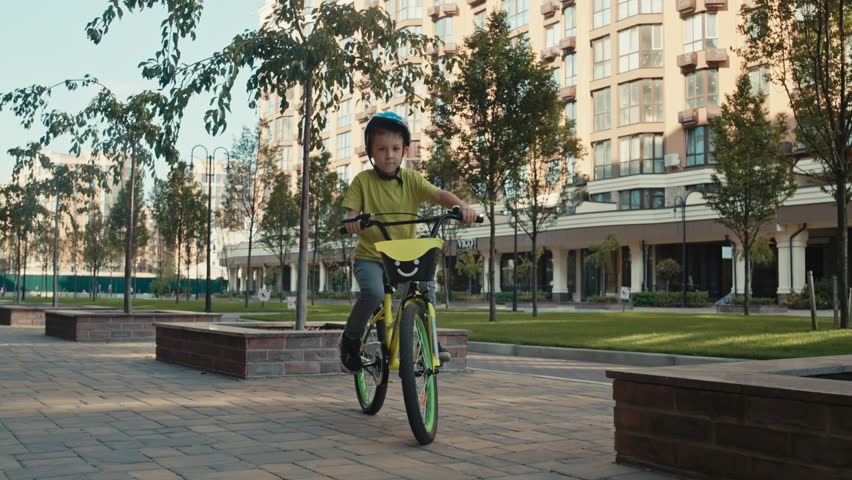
left=342, top=168, right=440, bottom=261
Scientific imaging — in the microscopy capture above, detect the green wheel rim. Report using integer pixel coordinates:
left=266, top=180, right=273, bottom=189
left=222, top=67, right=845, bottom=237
left=414, top=317, right=436, bottom=430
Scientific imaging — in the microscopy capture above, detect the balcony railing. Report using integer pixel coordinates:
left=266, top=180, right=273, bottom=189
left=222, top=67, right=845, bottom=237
left=677, top=0, right=696, bottom=15
left=442, top=42, right=459, bottom=55
left=618, top=159, right=665, bottom=177
left=540, top=0, right=558, bottom=16
left=441, top=3, right=459, bottom=15
left=705, top=48, right=729, bottom=63
left=705, top=0, right=727, bottom=9
left=559, top=36, right=576, bottom=53
left=594, top=164, right=617, bottom=180
left=466, top=0, right=485, bottom=6
left=677, top=52, right=698, bottom=69
left=540, top=47, right=559, bottom=61
left=678, top=109, right=698, bottom=125
left=558, top=85, right=577, bottom=101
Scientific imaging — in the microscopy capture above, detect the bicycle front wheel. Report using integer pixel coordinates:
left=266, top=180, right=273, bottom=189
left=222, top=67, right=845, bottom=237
left=355, top=318, right=389, bottom=415
left=399, top=301, right=438, bottom=444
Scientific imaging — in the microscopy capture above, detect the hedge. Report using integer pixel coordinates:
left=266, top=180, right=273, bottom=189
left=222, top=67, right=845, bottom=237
left=631, top=291, right=709, bottom=307
left=587, top=295, right=619, bottom=303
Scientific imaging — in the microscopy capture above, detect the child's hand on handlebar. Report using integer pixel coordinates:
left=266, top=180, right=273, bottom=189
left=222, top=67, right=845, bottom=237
left=459, top=206, right=478, bottom=224
left=342, top=216, right=364, bottom=234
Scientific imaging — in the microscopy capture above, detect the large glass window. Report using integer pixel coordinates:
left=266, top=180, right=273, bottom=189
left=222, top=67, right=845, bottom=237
left=337, top=131, right=352, bottom=159
left=436, top=17, right=453, bottom=43
left=593, top=87, right=611, bottom=131
left=593, top=36, right=611, bottom=79
left=684, top=12, right=718, bottom=53
left=551, top=67, right=561, bottom=87
left=282, top=116, right=296, bottom=141
left=619, top=78, right=663, bottom=125
left=565, top=101, right=577, bottom=128
left=545, top=23, right=559, bottom=48
left=564, top=53, right=577, bottom=86
left=594, top=140, right=613, bottom=179
left=564, top=6, right=576, bottom=37
left=399, top=26, right=422, bottom=58
left=619, top=133, right=663, bottom=175
left=619, top=188, right=665, bottom=210
left=618, top=0, right=661, bottom=18
left=397, top=0, right=422, bottom=21
left=280, top=145, right=293, bottom=171
left=336, top=164, right=351, bottom=188
left=593, top=0, right=611, bottom=28
left=395, top=103, right=421, bottom=134
left=265, top=93, right=277, bottom=117
left=686, top=69, right=719, bottom=108
left=338, top=99, right=352, bottom=128
left=748, top=65, right=769, bottom=96
left=686, top=126, right=716, bottom=166
left=503, top=0, right=529, bottom=30
left=618, top=25, right=663, bottom=72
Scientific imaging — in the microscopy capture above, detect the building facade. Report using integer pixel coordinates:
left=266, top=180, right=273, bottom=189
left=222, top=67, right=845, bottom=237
left=221, top=0, right=847, bottom=302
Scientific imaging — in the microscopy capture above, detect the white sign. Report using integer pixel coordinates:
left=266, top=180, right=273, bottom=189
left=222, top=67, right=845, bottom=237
left=722, top=246, right=733, bottom=259
left=620, top=287, right=631, bottom=301
left=457, top=239, right=478, bottom=250
left=286, top=296, right=296, bottom=309
left=258, top=288, right=271, bottom=302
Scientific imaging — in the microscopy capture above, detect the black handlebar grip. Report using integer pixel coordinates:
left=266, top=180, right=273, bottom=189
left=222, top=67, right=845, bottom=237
left=338, top=226, right=348, bottom=235
left=475, top=216, right=484, bottom=223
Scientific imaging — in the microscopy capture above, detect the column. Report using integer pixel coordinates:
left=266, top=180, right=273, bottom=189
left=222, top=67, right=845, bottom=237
left=573, top=252, right=583, bottom=302
left=733, top=239, right=746, bottom=296
left=628, top=242, right=644, bottom=293
left=775, top=228, right=792, bottom=296
left=239, top=266, right=246, bottom=293
left=319, top=262, right=328, bottom=292
left=289, top=263, right=298, bottom=294
left=551, top=247, right=568, bottom=304
left=790, top=229, right=809, bottom=294
left=275, top=266, right=283, bottom=292
left=260, top=265, right=266, bottom=290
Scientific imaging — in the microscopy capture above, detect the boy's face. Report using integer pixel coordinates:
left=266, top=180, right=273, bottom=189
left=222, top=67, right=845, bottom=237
left=370, top=130, right=407, bottom=176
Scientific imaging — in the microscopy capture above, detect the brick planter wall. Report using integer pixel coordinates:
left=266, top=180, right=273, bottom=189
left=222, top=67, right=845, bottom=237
left=45, top=310, right=221, bottom=341
left=716, top=304, right=788, bottom=313
left=0, top=305, right=114, bottom=326
left=155, top=322, right=471, bottom=378
left=607, top=355, right=852, bottom=479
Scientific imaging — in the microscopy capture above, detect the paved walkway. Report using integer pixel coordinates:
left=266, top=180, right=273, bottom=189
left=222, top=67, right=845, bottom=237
left=0, top=326, right=691, bottom=480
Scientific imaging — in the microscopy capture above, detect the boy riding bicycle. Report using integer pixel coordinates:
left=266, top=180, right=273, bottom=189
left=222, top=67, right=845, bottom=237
left=339, top=112, right=477, bottom=374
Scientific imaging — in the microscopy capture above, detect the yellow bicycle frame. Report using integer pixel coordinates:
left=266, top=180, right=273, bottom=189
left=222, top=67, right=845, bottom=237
left=374, top=286, right=441, bottom=371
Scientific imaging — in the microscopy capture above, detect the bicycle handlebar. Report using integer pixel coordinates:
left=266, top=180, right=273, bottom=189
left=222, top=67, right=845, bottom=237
left=339, top=205, right=484, bottom=240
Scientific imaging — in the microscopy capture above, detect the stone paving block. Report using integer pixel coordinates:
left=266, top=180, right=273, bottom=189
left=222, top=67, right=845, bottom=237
left=128, top=470, right=182, bottom=480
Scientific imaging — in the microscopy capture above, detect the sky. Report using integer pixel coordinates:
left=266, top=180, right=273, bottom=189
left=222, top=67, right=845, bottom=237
left=0, top=1, right=266, bottom=185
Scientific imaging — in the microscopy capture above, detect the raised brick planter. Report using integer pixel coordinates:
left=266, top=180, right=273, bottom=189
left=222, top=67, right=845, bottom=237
left=716, top=304, right=788, bottom=313
left=0, top=304, right=116, bottom=326
left=45, top=310, right=221, bottom=342
left=607, top=355, right=852, bottom=479
left=155, top=321, right=471, bottom=378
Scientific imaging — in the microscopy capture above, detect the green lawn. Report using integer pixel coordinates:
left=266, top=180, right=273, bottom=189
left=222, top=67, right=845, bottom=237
left=242, top=305, right=849, bottom=360
left=22, top=296, right=294, bottom=314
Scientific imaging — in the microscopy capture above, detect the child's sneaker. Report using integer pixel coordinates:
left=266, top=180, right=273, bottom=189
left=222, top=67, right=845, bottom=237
left=438, top=344, right=451, bottom=363
left=338, top=334, right=363, bottom=374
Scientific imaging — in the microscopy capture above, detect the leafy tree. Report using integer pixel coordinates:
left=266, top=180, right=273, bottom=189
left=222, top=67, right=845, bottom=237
left=330, top=181, right=358, bottom=303
left=705, top=73, right=796, bottom=315
left=431, top=11, right=558, bottom=321
left=87, top=0, right=443, bottom=329
left=584, top=233, right=620, bottom=296
left=304, top=152, right=339, bottom=304
left=83, top=207, right=115, bottom=300
left=0, top=183, right=47, bottom=303
left=454, top=250, right=483, bottom=296
left=740, top=0, right=852, bottom=326
left=222, top=127, right=275, bottom=307
left=106, top=174, right=150, bottom=290
left=259, top=170, right=299, bottom=301
left=655, top=258, right=681, bottom=292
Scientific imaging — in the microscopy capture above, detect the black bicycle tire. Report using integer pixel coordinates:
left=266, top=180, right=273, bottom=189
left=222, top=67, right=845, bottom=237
left=398, top=301, right=439, bottom=444
left=354, top=318, right=389, bottom=415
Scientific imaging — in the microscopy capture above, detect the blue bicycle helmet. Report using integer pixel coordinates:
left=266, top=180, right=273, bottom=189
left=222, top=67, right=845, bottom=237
left=364, top=111, right=411, bottom=184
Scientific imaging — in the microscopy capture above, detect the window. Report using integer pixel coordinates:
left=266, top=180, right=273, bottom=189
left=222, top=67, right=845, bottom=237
left=395, top=103, right=421, bottom=134
left=397, top=0, right=422, bottom=21
left=399, top=26, right=423, bottom=58
left=475, top=11, right=486, bottom=29
left=280, top=146, right=293, bottom=171
left=337, top=131, right=352, bottom=159
left=338, top=99, right=352, bottom=128
left=545, top=23, right=559, bottom=48
left=593, top=87, right=611, bottom=131
left=265, top=93, right=277, bottom=117
left=591, top=192, right=613, bottom=202
left=748, top=65, right=769, bottom=96
left=503, top=0, right=529, bottom=30
left=618, top=0, right=661, bottom=18
left=551, top=67, right=561, bottom=87
left=594, top=140, right=613, bottom=179
left=686, top=126, right=716, bottom=166
left=619, top=133, right=663, bottom=175
left=686, top=69, right=719, bottom=108
left=564, top=53, right=577, bottom=86
left=282, top=116, right=296, bottom=141
left=619, top=78, right=663, bottom=125
left=436, top=17, right=453, bottom=43
left=619, top=188, right=664, bottom=210
left=593, top=0, right=611, bottom=28
left=684, top=12, right=718, bottom=53
left=336, top=164, right=351, bottom=188
left=593, top=36, right=611, bottom=79
left=564, top=6, right=576, bottom=38
left=565, top=101, right=577, bottom=128
left=274, top=117, right=285, bottom=142
left=546, top=160, right=562, bottom=184
left=618, top=25, right=663, bottom=72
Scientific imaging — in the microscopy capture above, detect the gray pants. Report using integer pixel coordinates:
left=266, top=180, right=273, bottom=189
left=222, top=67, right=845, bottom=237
left=343, top=259, right=435, bottom=341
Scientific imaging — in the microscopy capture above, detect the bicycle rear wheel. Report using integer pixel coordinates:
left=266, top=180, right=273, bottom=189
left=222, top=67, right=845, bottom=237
left=399, top=301, right=438, bottom=444
left=354, top=317, right=389, bottom=415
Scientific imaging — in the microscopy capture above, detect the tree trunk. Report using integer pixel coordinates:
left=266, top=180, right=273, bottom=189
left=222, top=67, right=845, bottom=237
left=245, top=220, right=254, bottom=308
left=488, top=202, right=496, bottom=321
left=531, top=239, right=538, bottom=317
left=744, top=237, right=751, bottom=316
left=52, top=194, right=60, bottom=307
left=295, top=75, right=313, bottom=330
left=838, top=186, right=849, bottom=328
left=176, top=235, right=182, bottom=303
left=14, top=233, right=21, bottom=304
left=123, top=154, right=137, bottom=314
left=22, top=239, right=28, bottom=301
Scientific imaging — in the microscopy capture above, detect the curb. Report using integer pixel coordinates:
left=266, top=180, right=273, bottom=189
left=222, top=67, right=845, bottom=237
left=469, top=341, right=745, bottom=367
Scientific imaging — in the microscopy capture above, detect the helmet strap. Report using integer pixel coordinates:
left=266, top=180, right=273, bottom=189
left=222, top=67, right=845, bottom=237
left=369, top=157, right=403, bottom=186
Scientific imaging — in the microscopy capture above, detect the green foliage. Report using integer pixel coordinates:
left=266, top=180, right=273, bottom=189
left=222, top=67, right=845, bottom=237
left=733, top=296, right=776, bottom=306
left=631, top=291, right=709, bottom=308
left=655, top=258, right=681, bottom=292
left=106, top=173, right=149, bottom=264
left=584, top=234, right=620, bottom=272
left=587, top=295, right=619, bottom=304
left=786, top=278, right=834, bottom=310
left=454, top=250, right=483, bottom=294
left=495, top=291, right=550, bottom=302
left=260, top=170, right=300, bottom=290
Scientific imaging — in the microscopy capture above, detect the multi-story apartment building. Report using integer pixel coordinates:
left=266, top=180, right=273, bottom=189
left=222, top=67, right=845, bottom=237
left=222, top=0, right=844, bottom=302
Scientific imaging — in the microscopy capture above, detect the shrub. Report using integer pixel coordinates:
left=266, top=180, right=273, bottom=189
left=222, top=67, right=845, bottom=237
left=629, top=290, right=709, bottom=307
left=149, top=278, right=172, bottom=297
left=787, top=278, right=833, bottom=309
left=495, top=291, right=549, bottom=302
left=588, top=295, right=618, bottom=303
left=732, top=296, right=776, bottom=305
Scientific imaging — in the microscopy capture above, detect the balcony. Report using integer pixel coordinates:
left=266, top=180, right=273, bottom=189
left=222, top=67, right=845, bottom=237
left=678, top=109, right=698, bottom=125
left=466, top=0, right=485, bottom=6
left=540, top=47, right=560, bottom=62
left=442, top=42, right=459, bottom=56
left=356, top=105, right=376, bottom=123
left=594, top=164, right=618, bottom=180
left=428, top=5, right=440, bottom=17
left=440, top=3, right=459, bottom=15
left=558, top=85, right=576, bottom=101
left=618, top=159, right=665, bottom=177
left=704, top=0, right=727, bottom=9
left=356, top=145, right=368, bottom=157
left=540, top=0, right=559, bottom=16
left=705, top=48, right=729, bottom=63
left=559, top=36, right=576, bottom=53
left=677, top=0, right=696, bottom=15
left=677, top=52, right=698, bottom=69
left=706, top=105, right=722, bottom=120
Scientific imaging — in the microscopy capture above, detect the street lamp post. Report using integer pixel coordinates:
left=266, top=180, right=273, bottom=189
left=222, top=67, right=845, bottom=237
left=191, top=145, right=229, bottom=313
left=673, top=190, right=701, bottom=308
